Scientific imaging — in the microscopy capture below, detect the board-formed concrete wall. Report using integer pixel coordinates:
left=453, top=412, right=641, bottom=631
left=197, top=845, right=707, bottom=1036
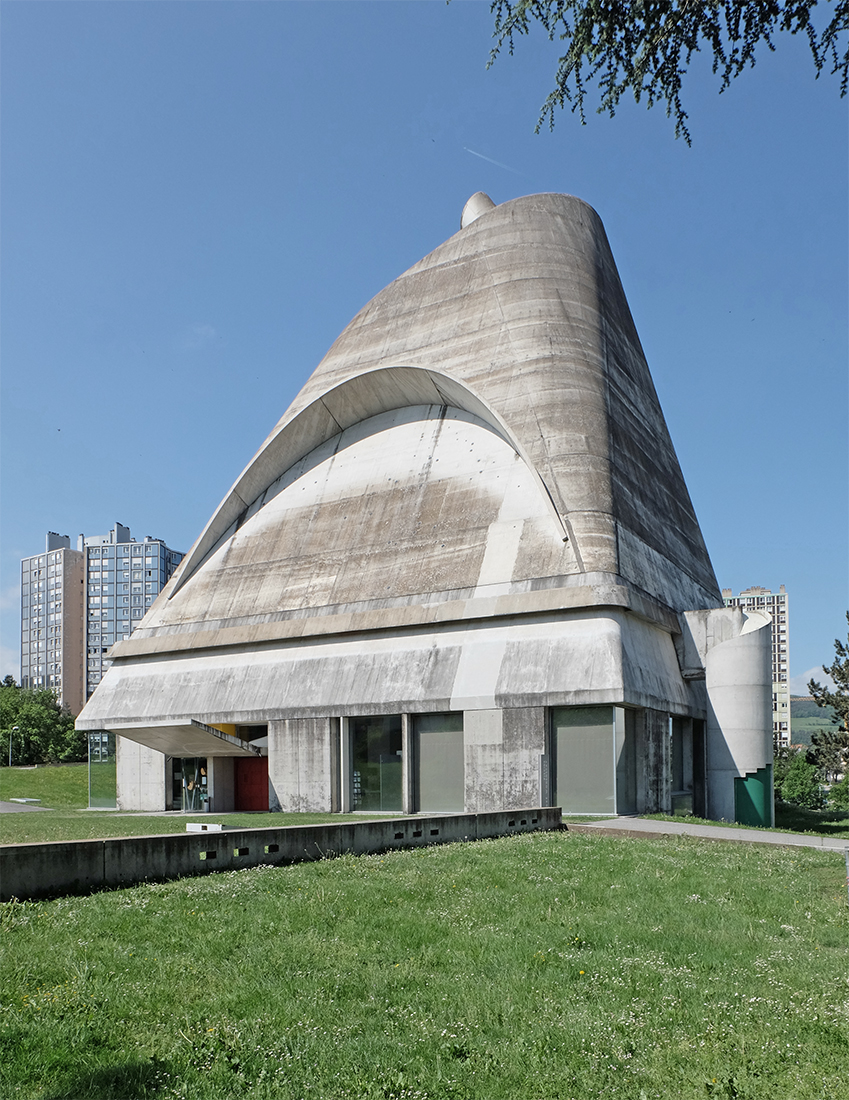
left=0, top=808, right=561, bottom=903
left=75, top=192, right=773, bottom=826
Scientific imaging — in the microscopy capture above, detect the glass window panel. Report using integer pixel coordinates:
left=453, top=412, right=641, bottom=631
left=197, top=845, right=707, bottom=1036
left=181, top=758, right=209, bottom=812
left=88, top=732, right=116, bottom=808
left=351, top=715, right=402, bottom=812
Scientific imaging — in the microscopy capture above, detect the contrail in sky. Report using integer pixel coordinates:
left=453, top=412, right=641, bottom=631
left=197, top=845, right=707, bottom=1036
left=463, top=147, right=524, bottom=175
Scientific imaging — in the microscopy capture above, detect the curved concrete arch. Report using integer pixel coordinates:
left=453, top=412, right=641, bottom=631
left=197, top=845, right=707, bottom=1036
left=170, top=365, right=570, bottom=597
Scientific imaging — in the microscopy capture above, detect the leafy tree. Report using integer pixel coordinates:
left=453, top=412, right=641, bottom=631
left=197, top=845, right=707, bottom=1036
left=828, top=772, right=849, bottom=809
left=779, top=751, right=824, bottom=809
left=773, top=738, right=802, bottom=788
left=806, top=612, right=849, bottom=780
left=0, top=677, right=86, bottom=766
left=806, top=729, right=848, bottom=782
left=487, top=1, right=849, bottom=142
left=808, top=611, right=849, bottom=730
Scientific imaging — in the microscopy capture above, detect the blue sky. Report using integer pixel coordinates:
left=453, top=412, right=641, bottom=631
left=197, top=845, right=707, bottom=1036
left=1, top=1, right=846, bottom=691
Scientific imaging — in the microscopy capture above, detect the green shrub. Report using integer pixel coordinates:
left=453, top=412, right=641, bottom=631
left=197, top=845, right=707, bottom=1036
left=828, top=773, right=849, bottom=810
left=780, top=753, right=824, bottom=810
left=0, top=676, right=85, bottom=766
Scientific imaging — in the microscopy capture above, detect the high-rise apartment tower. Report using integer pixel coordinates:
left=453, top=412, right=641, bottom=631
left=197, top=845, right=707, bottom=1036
left=20, top=524, right=184, bottom=713
left=82, top=524, right=184, bottom=698
left=20, top=533, right=85, bottom=714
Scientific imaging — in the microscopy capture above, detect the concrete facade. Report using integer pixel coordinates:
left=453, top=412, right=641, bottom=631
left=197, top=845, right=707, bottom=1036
left=77, top=192, right=774, bottom=825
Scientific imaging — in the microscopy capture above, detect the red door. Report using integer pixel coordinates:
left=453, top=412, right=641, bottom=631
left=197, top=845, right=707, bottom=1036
left=234, top=756, right=269, bottom=811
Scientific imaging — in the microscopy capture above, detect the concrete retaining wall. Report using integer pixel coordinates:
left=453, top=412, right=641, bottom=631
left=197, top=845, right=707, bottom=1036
left=0, top=808, right=560, bottom=902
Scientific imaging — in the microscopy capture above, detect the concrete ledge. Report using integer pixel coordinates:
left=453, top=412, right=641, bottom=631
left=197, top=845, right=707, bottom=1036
left=0, top=808, right=561, bottom=902
left=96, top=581, right=681, bottom=664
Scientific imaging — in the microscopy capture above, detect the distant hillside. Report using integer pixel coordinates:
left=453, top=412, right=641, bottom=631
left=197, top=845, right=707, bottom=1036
left=790, top=696, right=841, bottom=745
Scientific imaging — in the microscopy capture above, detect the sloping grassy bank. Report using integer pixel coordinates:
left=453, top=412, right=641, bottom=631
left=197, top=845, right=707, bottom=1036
left=1, top=830, right=846, bottom=1100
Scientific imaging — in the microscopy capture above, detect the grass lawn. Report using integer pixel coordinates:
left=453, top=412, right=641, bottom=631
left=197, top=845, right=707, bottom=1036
left=0, top=765, right=353, bottom=845
left=644, top=805, right=849, bottom=841
left=774, top=802, right=849, bottom=839
left=1, top=831, right=846, bottom=1100
left=1, top=763, right=92, bottom=811
left=5, top=765, right=849, bottom=846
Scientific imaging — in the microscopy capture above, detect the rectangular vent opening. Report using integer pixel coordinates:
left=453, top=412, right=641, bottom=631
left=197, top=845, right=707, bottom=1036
left=430, top=828, right=439, bottom=836
left=520, top=819, right=527, bottom=826
left=531, top=818, right=538, bottom=824
left=264, top=844, right=279, bottom=854
left=508, top=820, right=516, bottom=827
left=412, top=830, right=422, bottom=838
left=234, top=847, right=249, bottom=857
left=199, top=851, right=217, bottom=861
left=394, top=831, right=404, bottom=840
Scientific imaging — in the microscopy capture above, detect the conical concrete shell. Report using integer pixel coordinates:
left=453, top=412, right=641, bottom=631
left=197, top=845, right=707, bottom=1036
left=78, top=192, right=723, bottom=741
left=155, top=192, right=719, bottom=634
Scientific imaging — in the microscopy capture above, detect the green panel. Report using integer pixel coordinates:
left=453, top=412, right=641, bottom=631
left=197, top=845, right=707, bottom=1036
left=553, top=706, right=615, bottom=814
left=416, top=713, right=464, bottom=813
left=734, top=766, right=773, bottom=827
left=88, top=732, right=116, bottom=809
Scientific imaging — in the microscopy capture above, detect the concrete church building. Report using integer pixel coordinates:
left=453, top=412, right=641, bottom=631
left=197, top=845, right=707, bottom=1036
left=77, top=192, right=774, bottom=826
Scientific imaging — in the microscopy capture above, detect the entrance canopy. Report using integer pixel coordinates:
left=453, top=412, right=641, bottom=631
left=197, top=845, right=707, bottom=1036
left=103, top=719, right=260, bottom=758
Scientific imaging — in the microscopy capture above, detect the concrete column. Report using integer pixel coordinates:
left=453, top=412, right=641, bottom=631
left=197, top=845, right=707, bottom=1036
left=268, top=718, right=334, bottom=812
left=463, top=709, right=503, bottom=812
left=635, top=708, right=670, bottom=814
left=329, top=717, right=341, bottom=813
left=116, top=736, right=167, bottom=811
left=339, top=718, right=352, bottom=813
left=401, top=713, right=414, bottom=815
left=503, top=707, right=545, bottom=810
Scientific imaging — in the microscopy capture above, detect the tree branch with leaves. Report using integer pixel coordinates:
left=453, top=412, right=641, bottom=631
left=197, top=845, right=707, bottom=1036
left=806, top=612, right=849, bottom=781
left=487, top=1, right=849, bottom=142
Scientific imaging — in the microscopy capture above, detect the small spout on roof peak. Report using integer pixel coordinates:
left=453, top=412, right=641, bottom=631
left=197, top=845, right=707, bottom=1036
left=461, top=192, right=496, bottom=229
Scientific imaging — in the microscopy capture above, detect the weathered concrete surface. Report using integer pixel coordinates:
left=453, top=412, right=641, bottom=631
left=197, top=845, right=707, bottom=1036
left=116, top=739, right=168, bottom=811
left=78, top=610, right=692, bottom=732
left=158, top=193, right=720, bottom=619
left=72, top=192, right=769, bottom=824
left=82, top=192, right=719, bottom=667
left=682, top=607, right=773, bottom=822
left=268, top=717, right=336, bottom=813
left=0, top=807, right=560, bottom=902
left=1, top=838, right=106, bottom=900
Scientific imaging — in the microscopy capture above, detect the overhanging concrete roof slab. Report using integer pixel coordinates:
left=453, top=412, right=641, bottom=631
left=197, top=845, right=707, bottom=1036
left=106, top=719, right=259, bottom=758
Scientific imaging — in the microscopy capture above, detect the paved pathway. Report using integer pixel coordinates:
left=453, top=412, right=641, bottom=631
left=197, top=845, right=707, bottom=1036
left=0, top=800, right=49, bottom=813
left=566, top=816, right=849, bottom=852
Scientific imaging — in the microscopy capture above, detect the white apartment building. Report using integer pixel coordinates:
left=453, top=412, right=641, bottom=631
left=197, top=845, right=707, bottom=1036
left=722, top=585, right=790, bottom=744
left=20, top=534, right=85, bottom=714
